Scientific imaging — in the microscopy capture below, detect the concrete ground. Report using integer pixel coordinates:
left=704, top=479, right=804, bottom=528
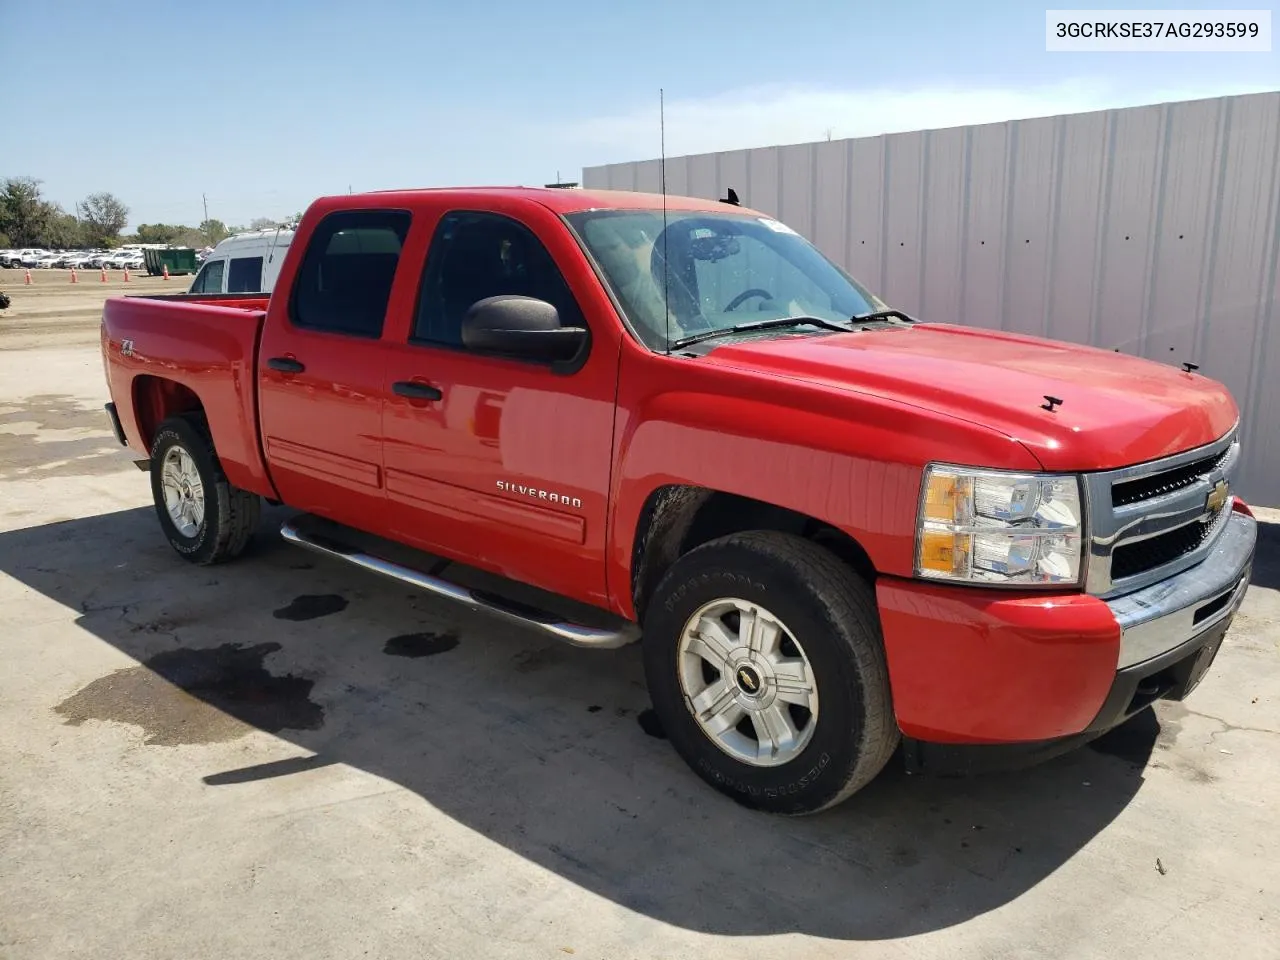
left=1, top=277, right=1278, bottom=960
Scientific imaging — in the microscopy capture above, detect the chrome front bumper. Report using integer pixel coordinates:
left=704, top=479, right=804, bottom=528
left=1107, top=511, right=1256, bottom=669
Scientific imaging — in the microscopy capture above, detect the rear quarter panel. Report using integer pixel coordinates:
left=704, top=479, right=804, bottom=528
left=101, top=296, right=275, bottom=497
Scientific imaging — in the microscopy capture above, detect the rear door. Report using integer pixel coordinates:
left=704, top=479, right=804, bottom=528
left=257, top=208, right=413, bottom=532
left=381, top=204, right=618, bottom=605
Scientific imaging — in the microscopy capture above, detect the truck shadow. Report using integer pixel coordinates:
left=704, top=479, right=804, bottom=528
left=1251, top=518, right=1279, bottom=590
left=0, top=506, right=1169, bottom=941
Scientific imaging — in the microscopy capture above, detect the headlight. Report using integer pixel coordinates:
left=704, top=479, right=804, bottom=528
left=915, top=465, right=1084, bottom=586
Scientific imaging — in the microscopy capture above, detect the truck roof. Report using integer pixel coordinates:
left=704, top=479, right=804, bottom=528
left=352, top=186, right=759, bottom=216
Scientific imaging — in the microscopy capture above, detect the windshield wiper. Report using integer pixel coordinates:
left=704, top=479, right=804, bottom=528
left=850, top=308, right=917, bottom=325
left=670, top=315, right=851, bottom=350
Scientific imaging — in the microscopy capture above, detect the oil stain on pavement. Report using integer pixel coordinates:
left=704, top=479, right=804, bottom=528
left=54, top=642, right=324, bottom=745
left=383, top=631, right=459, bottom=658
left=272, top=594, right=348, bottom=621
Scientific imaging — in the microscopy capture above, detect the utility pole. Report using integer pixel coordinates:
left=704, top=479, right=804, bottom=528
left=202, top=193, right=209, bottom=224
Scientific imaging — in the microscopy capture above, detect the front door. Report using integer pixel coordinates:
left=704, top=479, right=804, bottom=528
left=257, top=208, right=413, bottom=533
left=381, top=206, right=618, bottom=606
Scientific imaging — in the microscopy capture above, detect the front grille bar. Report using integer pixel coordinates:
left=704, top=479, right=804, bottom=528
left=1111, top=446, right=1231, bottom=507
left=1084, top=427, right=1239, bottom=598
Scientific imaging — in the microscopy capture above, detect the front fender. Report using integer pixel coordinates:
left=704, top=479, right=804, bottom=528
left=606, top=352, right=1041, bottom=618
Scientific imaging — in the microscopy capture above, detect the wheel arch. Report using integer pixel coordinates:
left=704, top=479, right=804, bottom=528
left=630, top=484, right=876, bottom=623
left=131, top=375, right=206, bottom=451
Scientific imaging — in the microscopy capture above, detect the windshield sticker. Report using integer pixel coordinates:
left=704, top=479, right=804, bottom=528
left=759, top=218, right=798, bottom=235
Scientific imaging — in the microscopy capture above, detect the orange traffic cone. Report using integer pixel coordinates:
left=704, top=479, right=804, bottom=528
left=24, top=269, right=32, bottom=285
left=123, top=268, right=131, bottom=283
left=100, top=266, right=108, bottom=282
left=70, top=268, right=77, bottom=284
left=162, top=264, right=170, bottom=280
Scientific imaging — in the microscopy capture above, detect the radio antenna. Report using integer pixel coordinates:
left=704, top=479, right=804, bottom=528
left=660, top=87, right=670, bottom=355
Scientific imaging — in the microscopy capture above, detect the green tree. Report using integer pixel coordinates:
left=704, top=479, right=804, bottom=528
left=77, top=192, right=129, bottom=245
left=173, top=228, right=208, bottom=248
left=0, top=230, right=10, bottom=247
left=0, top=177, right=55, bottom=246
left=44, top=211, right=85, bottom=249
left=199, top=219, right=229, bottom=245
left=135, top=223, right=191, bottom=244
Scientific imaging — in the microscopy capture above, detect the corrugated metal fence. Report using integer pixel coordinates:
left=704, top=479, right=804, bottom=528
left=583, top=92, right=1280, bottom=504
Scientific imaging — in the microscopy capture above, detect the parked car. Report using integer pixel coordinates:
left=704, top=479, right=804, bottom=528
left=33, top=254, right=63, bottom=269
left=13, top=249, right=49, bottom=267
left=102, top=251, right=142, bottom=270
left=52, top=252, right=94, bottom=269
left=99, top=187, right=1256, bottom=815
left=187, top=229, right=293, bottom=294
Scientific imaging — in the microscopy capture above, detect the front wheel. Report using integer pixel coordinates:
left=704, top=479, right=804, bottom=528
left=149, top=415, right=260, bottom=565
left=643, top=531, right=898, bottom=815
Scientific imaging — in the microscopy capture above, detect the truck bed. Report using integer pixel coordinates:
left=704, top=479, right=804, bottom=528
left=101, top=294, right=276, bottom=497
left=131, top=291, right=272, bottom=312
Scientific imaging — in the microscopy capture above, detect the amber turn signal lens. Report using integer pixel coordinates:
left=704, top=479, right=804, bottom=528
left=923, top=473, right=958, bottom=523
left=918, top=530, right=968, bottom=575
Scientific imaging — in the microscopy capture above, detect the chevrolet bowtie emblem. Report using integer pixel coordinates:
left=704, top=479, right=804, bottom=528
left=1206, top=479, right=1230, bottom=513
left=738, top=669, right=758, bottom=692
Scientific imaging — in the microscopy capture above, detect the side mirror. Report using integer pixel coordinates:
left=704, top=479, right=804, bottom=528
left=460, top=295, right=588, bottom=364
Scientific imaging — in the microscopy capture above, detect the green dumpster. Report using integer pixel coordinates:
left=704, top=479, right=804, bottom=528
left=143, top=248, right=200, bottom=277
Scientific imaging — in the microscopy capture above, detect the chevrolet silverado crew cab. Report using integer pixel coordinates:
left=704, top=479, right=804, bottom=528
left=100, top=187, right=1257, bottom=814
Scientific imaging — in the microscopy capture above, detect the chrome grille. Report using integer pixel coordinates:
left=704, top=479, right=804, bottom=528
left=1109, top=504, right=1229, bottom=580
left=1111, top=446, right=1232, bottom=507
left=1084, top=428, right=1240, bottom=598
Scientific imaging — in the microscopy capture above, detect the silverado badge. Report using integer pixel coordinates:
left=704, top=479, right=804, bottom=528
left=1206, top=479, right=1230, bottom=513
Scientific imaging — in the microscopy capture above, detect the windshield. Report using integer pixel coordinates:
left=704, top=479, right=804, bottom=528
left=565, top=208, right=878, bottom=350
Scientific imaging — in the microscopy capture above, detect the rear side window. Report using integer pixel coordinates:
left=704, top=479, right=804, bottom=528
left=191, top=259, right=224, bottom=294
left=227, top=256, right=263, bottom=293
left=289, top=210, right=411, bottom=337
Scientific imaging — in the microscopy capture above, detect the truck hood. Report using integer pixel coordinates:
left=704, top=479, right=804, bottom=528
left=704, top=323, right=1238, bottom=471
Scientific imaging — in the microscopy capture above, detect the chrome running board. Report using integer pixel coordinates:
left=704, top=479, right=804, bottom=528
left=280, top=518, right=639, bottom=649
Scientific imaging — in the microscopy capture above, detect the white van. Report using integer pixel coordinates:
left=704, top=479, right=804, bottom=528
left=188, top=228, right=294, bottom=295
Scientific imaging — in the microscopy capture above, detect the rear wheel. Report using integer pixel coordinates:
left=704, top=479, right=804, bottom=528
left=149, top=415, right=260, bottom=565
left=643, top=531, right=898, bottom=815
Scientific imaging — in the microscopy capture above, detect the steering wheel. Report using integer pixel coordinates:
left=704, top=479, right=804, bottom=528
left=723, top=288, right=774, bottom=312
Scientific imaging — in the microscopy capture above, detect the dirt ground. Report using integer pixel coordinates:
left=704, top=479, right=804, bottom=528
left=0, top=268, right=186, bottom=349
left=1, top=294, right=1278, bottom=960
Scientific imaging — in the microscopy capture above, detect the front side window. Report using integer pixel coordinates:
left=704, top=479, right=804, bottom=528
left=566, top=209, right=877, bottom=350
left=414, top=211, right=584, bottom=347
left=191, top=259, right=224, bottom=294
left=227, top=256, right=264, bottom=293
left=289, top=209, right=411, bottom=337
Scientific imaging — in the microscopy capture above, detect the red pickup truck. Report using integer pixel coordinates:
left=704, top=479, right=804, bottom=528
left=100, top=187, right=1256, bottom=814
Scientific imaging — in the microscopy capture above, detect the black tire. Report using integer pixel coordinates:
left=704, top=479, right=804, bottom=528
left=643, top=531, right=898, bottom=815
left=149, top=415, right=260, bottom=565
